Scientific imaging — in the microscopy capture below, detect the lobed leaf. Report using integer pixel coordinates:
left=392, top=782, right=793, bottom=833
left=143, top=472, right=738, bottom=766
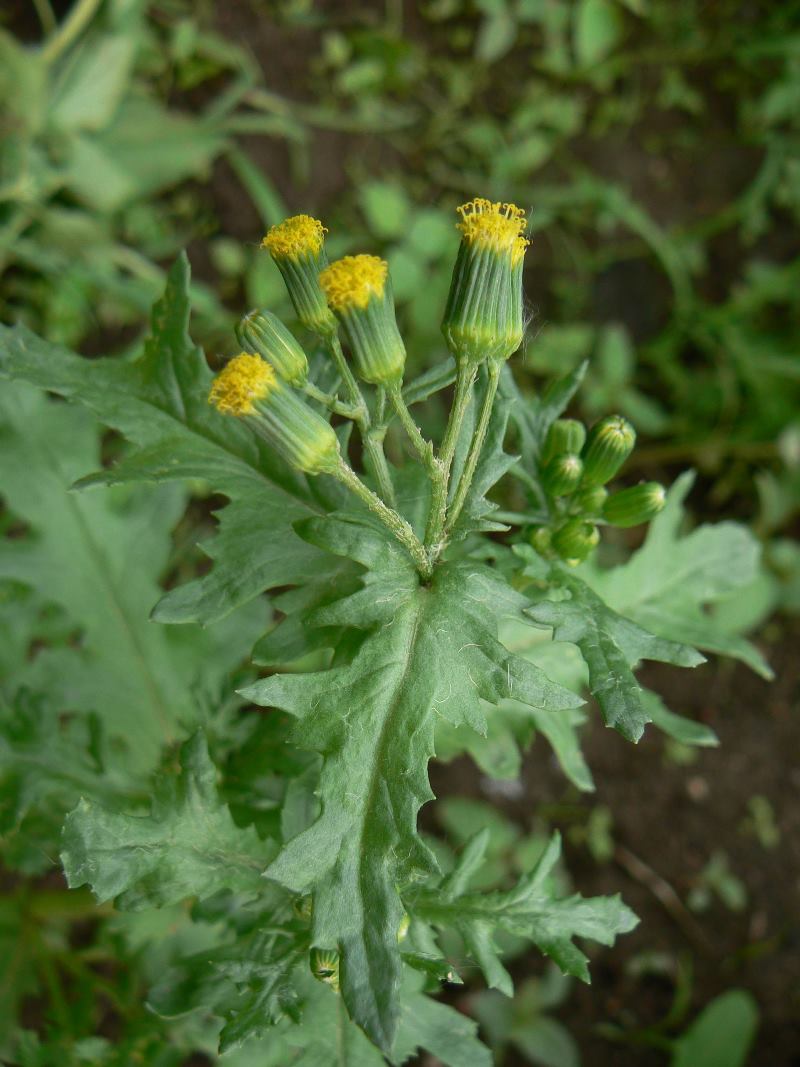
left=242, top=518, right=582, bottom=1050
left=62, top=732, right=274, bottom=910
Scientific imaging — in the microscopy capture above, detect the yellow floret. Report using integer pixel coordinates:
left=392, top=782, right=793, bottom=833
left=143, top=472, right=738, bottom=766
left=262, top=214, right=327, bottom=260
left=456, top=197, right=530, bottom=266
left=208, top=353, right=276, bottom=416
left=319, top=254, right=389, bottom=312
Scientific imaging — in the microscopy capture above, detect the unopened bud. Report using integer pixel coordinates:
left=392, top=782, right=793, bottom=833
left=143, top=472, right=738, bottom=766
left=603, top=482, right=666, bottom=527
left=208, top=353, right=340, bottom=475
left=261, top=214, right=336, bottom=335
left=581, top=415, right=636, bottom=486
left=541, top=453, right=583, bottom=497
left=320, top=254, right=406, bottom=386
left=575, top=485, right=608, bottom=516
left=530, top=526, right=553, bottom=557
left=442, top=198, right=528, bottom=366
left=310, top=947, right=340, bottom=991
left=235, top=309, right=308, bottom=386
left=552, top=518, right=600, bottom=564
left=542, top=419, right=586, bottom=465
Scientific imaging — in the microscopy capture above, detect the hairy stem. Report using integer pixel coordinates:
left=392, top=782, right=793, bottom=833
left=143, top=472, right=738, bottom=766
left=387, top=385, right=434, bottom=467
left=326, top=333, right=396, bottom=506
left=40, top=0, right=102, bottom=63
left=446, top=360, right=501, bottom=533
left=303, top=381, right=360, bottom=419
left=335, top=460, right=431, bottom=579
left=424, top=363, right=478, bottom=555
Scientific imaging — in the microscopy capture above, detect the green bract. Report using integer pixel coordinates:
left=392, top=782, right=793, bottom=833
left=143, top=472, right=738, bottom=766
left=0, top=199, right=772, bottom=1061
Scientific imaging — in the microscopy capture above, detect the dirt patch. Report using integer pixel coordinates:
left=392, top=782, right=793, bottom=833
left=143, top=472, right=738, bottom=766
left=430, top=622, right=800, bottom=1064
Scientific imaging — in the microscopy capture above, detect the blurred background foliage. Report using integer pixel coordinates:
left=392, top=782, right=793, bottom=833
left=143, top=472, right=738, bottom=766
left=3, top=0, right=798, bottom=591
left=1, top=0, right=798, bottom=1064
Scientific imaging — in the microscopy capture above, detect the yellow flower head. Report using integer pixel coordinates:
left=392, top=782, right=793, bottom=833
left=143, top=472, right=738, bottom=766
left=456, top=198, right=530, bottom=266
left=208, top=353, right=276, bottom=416
left=261, top=214, right=327, bottom=260
left=319, top=254, right=388, bottom=312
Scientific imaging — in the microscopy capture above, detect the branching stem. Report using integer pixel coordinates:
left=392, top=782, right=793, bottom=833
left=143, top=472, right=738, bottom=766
left=446, top=359, right=501, bottom=533
left=388, top=385, right=434, bottom=468
left=424, top=363, right=477, bottom=556
left=325, top=333, right=396, bottom=506
left=335, top=460, right=431, bottom=579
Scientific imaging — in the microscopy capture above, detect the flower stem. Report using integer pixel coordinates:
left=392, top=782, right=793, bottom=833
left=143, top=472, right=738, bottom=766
left=40, top=0, right=102, bottom=63
left=387, top=385, right=434, bottom=467
left=325, top=333, right=396, bottom=506
left=424, top=363, right=477, bottom=555
left=446, top=360, right=501, bottom=533
left=303, top=381, right=360, bottom=419
left=335, top=460, right=431, bottom=579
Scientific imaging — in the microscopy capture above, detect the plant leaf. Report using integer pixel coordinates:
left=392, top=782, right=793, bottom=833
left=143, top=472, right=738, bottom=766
left=671, top=990, right=759, bottom=1067
left=0, top=255, right=332, bottom=627
left=409, top=832, right=637, bottom=991
left=588, top=472, right=773, bottom=679
left=241, top=518, right=582, bottom=1050
left=526, top=569, right=704, bottom=742
left=0, top=381, right=264, bottom=765
left=62, top=732, right=274, bottom=909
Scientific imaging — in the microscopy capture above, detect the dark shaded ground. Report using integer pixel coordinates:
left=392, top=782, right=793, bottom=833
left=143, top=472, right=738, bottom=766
left=430, top=624, right=800, bottom=1065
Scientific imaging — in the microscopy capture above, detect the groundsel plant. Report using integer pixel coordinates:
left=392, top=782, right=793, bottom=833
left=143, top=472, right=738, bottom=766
left=0, top=197, right=770, bottom=1063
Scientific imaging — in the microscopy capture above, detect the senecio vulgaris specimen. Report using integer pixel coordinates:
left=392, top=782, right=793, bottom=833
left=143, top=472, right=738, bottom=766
left=1, top=194, right=768, bottom=1062
left=213, top=200, right=665, bottom=582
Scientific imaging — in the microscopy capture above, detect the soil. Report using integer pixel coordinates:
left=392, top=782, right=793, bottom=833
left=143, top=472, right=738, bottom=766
left=430, top=623, right=800, bottom=1065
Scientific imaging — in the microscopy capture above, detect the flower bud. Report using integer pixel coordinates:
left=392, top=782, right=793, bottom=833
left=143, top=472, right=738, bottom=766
left=581, top=415, right=636, bottom=487
left=235, top=309, right=308, bottom=386
left=552, top=518, right=600, bottom=564
left=530, top=526, right=553, bottom=557
left=541, top=453, right=583, bottom=497
left=261, top=214, right=336, bottom=335
left=310, top=947, right=340, bottom=991
left=441, top=198, right=529, bottom=366
left=603, top=482, right=666, bottom=528
left=575, top=485, right=608, bottom=516
left=319, top=254, right=406, bottom=386
left=209, top=353, right=340, bottom=475
left=542, top=419, right=586, bottom=465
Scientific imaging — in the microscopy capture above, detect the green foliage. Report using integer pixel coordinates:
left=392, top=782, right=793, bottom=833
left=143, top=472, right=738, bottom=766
left=670, top=990, right=759, bottom=1067
left=0, top=237, right=770, bottom=1060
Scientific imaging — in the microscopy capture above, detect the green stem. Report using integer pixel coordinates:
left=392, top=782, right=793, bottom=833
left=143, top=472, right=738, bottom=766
left=33, top=0, right=57, bottom=34
left=325, top=333, right=396, bottom=506
left=446, top=360, right=501, bottom=533
left=424, top=363, right=477, bottom=554
left=40, top=0, right=102, bottom=63
left=388, top=384, right=434, bottom=467
left=303, top=381, right=360, bottom=419
left=335, top=460, right=431, bottom=579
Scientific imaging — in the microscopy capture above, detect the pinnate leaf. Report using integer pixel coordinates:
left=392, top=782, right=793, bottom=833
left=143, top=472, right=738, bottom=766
left=62, top=732, right=274, bottom=909
left=242, top=517, right=582, bottom=1050
left=526, top=569, right=704, bottom=742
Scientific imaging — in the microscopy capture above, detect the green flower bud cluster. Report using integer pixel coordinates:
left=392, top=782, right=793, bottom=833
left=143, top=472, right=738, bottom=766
left=530, top=414, right=667, bottom=565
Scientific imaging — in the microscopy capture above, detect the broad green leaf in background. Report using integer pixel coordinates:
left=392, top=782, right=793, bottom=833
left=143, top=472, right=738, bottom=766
left=62, top=732, right=274, bottom=910
left=588, top=472, right=773, bottom=678
left=671, top=990, right=759, bottom=1067
left=0, top=256, right=332, bottom=628
left=242, top=517, right=583, bottom=1051
left=0, top=380, right=264, bottom=767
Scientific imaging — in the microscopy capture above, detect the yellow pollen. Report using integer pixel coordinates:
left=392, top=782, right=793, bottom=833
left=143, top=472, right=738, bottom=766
left=456, top=197, right=530, bottom=265
left=261, top=214, right=327, bottom=260
left=319, top=254, right=388, bottom=311
left=208, top=353, right=276, bottom=416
